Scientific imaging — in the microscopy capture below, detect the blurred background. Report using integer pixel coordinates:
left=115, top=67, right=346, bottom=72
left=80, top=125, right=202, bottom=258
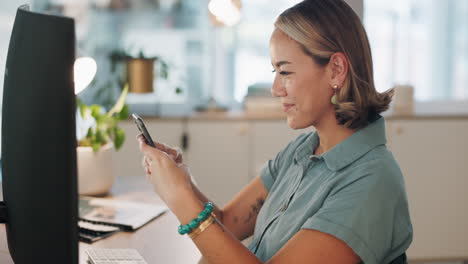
left=1, top=1, right=467, bottom=263
left=2, top=0, right=467, bottom=114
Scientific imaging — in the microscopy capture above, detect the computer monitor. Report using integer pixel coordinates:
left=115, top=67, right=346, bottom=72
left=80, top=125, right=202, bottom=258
left=0, top=5, right=78, bottom=264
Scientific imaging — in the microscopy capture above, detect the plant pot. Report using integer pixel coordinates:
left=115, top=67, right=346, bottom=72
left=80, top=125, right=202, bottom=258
left=77, top=143, right=115, bottom=196
left=127, top=58, right=155, bottom=93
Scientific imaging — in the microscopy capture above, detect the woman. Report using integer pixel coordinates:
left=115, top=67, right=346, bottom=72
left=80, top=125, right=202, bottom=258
left=137, top=0, right=413, bottom=263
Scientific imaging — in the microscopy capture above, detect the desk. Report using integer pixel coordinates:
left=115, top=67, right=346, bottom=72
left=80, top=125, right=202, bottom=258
left=0, top=176, right=202, bottom=264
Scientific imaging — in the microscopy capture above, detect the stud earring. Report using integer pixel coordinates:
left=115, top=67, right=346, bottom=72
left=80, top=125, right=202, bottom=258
left=331, top=84, right=339, bottom=105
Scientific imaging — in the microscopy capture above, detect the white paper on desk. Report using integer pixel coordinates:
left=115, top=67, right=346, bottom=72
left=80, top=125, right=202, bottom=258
left=79, top=197, right=168, bottom=231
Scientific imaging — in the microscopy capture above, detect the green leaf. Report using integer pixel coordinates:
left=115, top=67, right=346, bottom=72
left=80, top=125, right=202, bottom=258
left=79, top=105, right=87, bottom=118
left=76, top=98, right=85, bottom=111
left=160, top=61, right=168, bottom=79
left=86, top=127, right=93, bottom=138
left=113, top=127, right=125, bottom=151
left=90, top=105, right=102, bottom=119
left=119, top=104, right=130, bottom=120
left=94, top=115, right=104, bottom=125
left=76, top=83, right=128, bottom=152
left=77, top=99, right=89, bottom=118
left=80, top=108, right=87, bottom=118
left=175, top=87, right=182, bottom=94
left=97, top=115, right=114, bottom=126
left=107, top=84, right=129, bottom=117
left=95, top=130, right=105, bottom=144
left=92, top=143, right=101, bottom=152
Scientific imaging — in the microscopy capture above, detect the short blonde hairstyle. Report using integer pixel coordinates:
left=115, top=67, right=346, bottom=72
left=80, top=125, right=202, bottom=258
left=275, top=0, right=393, bottom=129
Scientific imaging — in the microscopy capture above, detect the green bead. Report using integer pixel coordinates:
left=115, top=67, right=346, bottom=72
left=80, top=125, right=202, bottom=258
left=205, top=203, right=213, bottom=212
left=331, top=94, right=338, bottom=105
left=203, top=208, right=212, bottom=215
left=180, top=225, right=191, bottom=234
left=197, top=211, right=209, bottom=221
left=205, top=202, right=213, bottom=210
left=189, top=219, right=200, bottom=229
left=178, top=225, right=189, bottom=235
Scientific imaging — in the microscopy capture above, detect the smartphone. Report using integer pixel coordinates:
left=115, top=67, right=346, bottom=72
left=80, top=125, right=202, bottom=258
left=132, top=113, right=156, bottom=148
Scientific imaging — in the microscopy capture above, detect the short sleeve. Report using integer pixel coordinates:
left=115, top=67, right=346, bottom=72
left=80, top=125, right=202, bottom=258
left=259, top=157, right=278, bottom=192
left=301, top=159, right=413, bottom=264
left=259, top=133, right=311, bottom=192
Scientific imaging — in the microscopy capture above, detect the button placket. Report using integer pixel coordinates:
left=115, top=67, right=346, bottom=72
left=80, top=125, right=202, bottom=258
left=254, top=150, right=320, bottom=255
left=278, top=165, right=304, bottom=214
left=279, top=203, right=288, bottom=212
left=253, top=165, right=303, bottom=254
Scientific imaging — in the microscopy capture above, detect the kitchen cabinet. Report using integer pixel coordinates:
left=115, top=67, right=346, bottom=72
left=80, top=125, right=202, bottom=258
left=183, top=121, right=250, bottom=206
left=387, top=119, right=468, bottom=260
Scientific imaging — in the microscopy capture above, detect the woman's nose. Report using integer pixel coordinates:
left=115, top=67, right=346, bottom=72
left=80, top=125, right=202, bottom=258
left=271, top=76, right=287, bottom=97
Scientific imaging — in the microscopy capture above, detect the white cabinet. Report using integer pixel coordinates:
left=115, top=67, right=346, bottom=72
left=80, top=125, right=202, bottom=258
left=183, top=121, right=250, bottom=207
left=113, top=120, right=184, bottom=178
left=387, top=119, right=468, bottom=260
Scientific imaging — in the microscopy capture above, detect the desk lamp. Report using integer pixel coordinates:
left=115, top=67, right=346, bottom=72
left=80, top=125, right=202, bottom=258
left=74, top=56, right=97, bottom=94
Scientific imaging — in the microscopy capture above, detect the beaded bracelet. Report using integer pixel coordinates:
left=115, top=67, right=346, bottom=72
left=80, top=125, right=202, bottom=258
left=178, top=202, right=214, bottom=235
left=188, top=214, right=216, bottom=240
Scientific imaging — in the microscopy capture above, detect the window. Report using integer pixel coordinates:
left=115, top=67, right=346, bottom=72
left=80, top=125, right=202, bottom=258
left=233, top=0, right=468, bottom=104
left=233, top=0, right=302, bottom=102
left=364, top=0, right=468, bottom=101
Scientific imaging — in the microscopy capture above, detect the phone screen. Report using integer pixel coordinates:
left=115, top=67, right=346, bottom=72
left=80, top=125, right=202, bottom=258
left=132, top=113, right=156, bottom=148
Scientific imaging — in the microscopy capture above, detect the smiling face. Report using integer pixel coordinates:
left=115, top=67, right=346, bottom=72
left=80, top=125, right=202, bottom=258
left=270, top=28, right=335, bottom=129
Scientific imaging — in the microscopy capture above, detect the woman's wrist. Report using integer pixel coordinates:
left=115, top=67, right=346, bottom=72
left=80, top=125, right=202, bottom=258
left=178, top=202, right=215, bottom=237
left=167, top=186, right=205, bottom=225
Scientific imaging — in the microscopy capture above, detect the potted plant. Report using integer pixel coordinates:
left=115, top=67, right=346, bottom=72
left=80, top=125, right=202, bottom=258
left=76, top=85, right=129, bottom=196
left=110, top=49, right=169, bottom=93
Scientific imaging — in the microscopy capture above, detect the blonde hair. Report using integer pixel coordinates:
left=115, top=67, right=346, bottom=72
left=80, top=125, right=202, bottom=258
left=275, top=0, right=393, bottom=129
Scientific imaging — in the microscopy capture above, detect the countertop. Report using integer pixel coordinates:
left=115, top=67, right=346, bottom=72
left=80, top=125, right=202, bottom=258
left=134, top=110, right=468, bottom=122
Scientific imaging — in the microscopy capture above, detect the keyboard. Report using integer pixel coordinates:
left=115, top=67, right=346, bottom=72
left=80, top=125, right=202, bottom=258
left=78, top=221, right=120, bottom=243
left=86, top=248, right=148, bottom=264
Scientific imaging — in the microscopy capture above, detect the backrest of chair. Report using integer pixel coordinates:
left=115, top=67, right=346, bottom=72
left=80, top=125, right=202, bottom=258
left=388, top=253, right=407, bottom=264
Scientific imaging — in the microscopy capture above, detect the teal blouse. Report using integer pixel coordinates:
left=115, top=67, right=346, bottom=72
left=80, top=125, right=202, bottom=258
left=248, top=115, right=413, bottom=264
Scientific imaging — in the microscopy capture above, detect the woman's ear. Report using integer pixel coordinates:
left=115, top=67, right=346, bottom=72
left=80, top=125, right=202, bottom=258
left=328, top=52, right=348, bottom=87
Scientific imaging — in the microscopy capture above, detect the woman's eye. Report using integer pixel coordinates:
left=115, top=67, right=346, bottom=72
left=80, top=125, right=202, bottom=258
left=272, top=69, right=292, bottom=76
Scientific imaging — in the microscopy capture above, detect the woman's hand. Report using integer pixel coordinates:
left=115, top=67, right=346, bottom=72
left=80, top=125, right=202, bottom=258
left=137, top=134, right=192, bottom=207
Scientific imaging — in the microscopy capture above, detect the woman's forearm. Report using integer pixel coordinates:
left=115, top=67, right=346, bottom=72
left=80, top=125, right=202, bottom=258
left=168, top=188, right=262, bottom=264
left=190, top=181, right=225, bottom=224
left=189, top=176, right=268, bottom=242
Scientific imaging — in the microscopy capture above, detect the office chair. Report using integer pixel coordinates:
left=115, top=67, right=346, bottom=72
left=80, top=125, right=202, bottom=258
left=389, top=253, right=407, bottom=264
